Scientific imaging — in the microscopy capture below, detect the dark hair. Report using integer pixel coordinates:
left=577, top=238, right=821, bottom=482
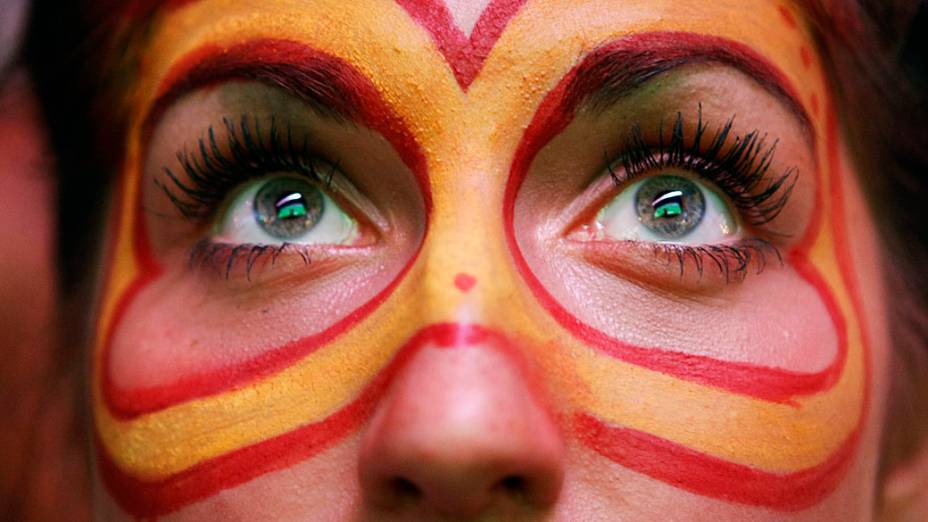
left=22, top=0, right=928, bottom=510
left=797, top=0, right=928, bottom=478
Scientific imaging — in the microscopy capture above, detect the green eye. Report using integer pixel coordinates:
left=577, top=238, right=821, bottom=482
left=216, top=174, right=358, bottom=246
left=634, top=176, right=706, bottom=239
left=253, top=178, right=325, bottom=240
left=591, top=173, right=736, bottom=244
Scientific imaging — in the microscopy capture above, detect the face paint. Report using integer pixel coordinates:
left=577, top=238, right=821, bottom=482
left=92, top=0, right=871, bottom=518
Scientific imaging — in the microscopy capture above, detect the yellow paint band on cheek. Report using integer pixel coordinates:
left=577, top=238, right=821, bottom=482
left=91, top=0, right=866, bottom=515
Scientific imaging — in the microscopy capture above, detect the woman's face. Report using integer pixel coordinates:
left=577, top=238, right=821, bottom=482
left=92, top=1, right=891, bottom=520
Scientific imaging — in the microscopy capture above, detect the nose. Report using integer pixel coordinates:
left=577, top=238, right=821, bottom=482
left=358, top=326, right=564, bottom=518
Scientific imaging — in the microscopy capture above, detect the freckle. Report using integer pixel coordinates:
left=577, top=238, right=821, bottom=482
left=800, top=47, right=812, bottom=69
left=810, top=93, right=820, bottom=116
left=454, top=273, right=477, bottom=293
left=778, top=5, right=798, bottom=29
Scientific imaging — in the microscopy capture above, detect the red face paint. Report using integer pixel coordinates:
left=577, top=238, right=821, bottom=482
left=504, top=33, right=868, bottom=510
left=101, top=41, right=432, bottom=420
left=394, top=0, right=527, bottom=89
left=454, top=272, right=477, bottom=292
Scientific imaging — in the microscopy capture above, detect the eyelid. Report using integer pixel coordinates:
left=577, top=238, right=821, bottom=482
left=554, top=171, right=620, bottom=237
left=308, top=164, right=389, bottom=233
left=156, top=114, right=389, bottom=235
left=211, top=167, right=386, bottom=243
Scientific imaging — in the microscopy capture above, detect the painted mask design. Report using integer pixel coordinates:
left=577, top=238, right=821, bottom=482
left=92, top=1, right=869, bottom=517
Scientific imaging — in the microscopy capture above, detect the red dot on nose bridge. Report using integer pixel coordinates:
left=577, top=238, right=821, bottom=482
left=454, top=273, right=477, bottom=293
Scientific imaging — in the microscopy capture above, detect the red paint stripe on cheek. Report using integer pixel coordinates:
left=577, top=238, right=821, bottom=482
left=97, top=323, right=514, bottom=517
left=574, top=101, right=870, bottom=512
left=575, top=413, right=859, bottom=510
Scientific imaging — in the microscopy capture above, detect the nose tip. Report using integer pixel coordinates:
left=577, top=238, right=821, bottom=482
left=358, top=328, right=564, bottom=517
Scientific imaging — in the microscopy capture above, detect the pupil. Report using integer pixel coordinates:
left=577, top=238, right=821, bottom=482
left=652, top=190, right=685, bottom=219
left=254, top=177, right=324, bottom=240
left=634, top=175, right=705, bottom=239
left=275, top=193, right=308, bottom=219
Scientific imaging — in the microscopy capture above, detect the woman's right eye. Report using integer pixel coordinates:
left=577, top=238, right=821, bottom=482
left=214, top=173, right=359, bottom=246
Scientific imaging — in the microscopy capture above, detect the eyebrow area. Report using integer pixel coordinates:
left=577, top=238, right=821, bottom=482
left=562, top=32, right=813, bottom=138
left=149, top=40, right=373, bottom=132
left=145, top=38, right=432, bottom=212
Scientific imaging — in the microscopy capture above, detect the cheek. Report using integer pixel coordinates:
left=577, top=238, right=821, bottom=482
left=517, top=237, right=840, bottom=372
left=94, top=434, right=365, bottom=521
left=106, top=259, right=396, bottom=392
left=502, top=98, right=872, bottom=511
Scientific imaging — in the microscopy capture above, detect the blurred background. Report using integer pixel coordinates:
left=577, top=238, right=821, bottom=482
left=0, top=0, right=924, bottom=520
left=1, top=0, right=88, bottom=519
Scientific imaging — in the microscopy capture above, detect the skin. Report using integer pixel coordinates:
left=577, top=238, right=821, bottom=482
left=90, top=0, right=894, bottom=519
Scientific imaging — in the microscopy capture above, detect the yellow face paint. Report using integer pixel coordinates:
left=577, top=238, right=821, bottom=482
left=92, top=0, right=867, bottom=516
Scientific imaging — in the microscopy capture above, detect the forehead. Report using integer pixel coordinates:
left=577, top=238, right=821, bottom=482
left=126, top=0, right=820, bottom=133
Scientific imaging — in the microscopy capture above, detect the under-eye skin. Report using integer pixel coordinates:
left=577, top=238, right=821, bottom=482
left=155, top=114, right=371, bottom=280
left=572, top=107, right=796, bottom=282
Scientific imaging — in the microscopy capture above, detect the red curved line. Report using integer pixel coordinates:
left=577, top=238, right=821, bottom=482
left=396, top=0, right=528, bottom=89
left=574, top=413, right=858, bottom=511
left=97, top=323, right=494, bottom=518
left=573, top=104, right=872, bottom=510
left=502, top=32, right=844, bottom=404
left=101, top=42, right=431, bottom=419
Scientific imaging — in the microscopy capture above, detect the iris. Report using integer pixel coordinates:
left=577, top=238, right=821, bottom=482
left=253, top=177, right=324, bottom=239
left=634, top=176, right=705, bottom=239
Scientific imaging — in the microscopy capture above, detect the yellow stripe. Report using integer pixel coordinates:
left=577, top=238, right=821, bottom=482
left=95, top=0, right=859, bottom=480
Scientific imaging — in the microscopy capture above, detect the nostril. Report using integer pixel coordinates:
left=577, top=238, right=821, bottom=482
left=390, top=476, right=422, bottom=502
left=497, top=475, right=528, bottom=498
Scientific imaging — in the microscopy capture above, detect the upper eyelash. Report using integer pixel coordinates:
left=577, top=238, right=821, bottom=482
left=611, top=105, right=798, bottom=228
left=155, top=114, right=338, bottom=220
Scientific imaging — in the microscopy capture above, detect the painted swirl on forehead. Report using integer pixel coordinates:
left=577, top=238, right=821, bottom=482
left=503, top=35, right=869, bottom=510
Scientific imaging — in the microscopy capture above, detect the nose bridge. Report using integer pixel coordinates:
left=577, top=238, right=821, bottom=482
left=415, top=116, right=522, bottom=328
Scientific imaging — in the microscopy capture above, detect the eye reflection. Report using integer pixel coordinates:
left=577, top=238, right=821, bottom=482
left=635, top=175, right=706, bottom=239
left=217, top=174, right=358, bottom=245
left=583, top=173, right=737, bottom=244
left=254, top=177, right=325, bottom=240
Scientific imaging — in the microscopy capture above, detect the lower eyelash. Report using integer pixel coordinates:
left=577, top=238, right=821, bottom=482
left=188, top=239, right=311, bottom=280
left=649, top=238, right=783, bottom=283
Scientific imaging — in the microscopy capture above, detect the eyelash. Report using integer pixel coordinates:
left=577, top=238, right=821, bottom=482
left=158, top=110, right=795, bottom=282
left=187, top=239, right=311, bottom=280
left=156, top=115, right=336, bottom=220
left=607, top=106, right=798, bottom=281
left=155, top=115, right=337, bottom=278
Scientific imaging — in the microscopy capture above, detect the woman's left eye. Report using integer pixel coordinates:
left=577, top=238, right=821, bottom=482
left=215, top=174, right=359, bottom=246
left=580, top=172, right=738, bottom=244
